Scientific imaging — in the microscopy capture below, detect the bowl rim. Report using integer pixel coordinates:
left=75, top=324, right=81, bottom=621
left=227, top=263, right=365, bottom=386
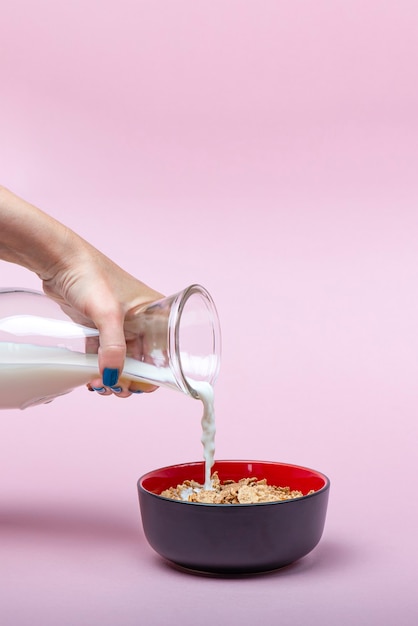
left=137, top=459, right=331, bottom=507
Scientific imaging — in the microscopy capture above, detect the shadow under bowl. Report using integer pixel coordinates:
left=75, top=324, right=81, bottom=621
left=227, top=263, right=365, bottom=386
left=137, top=460, right=330, bottom=575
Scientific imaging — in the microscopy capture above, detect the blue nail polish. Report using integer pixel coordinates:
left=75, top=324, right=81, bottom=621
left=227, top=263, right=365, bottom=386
left=131, top=389, right=144, bottom=394
left=92, top=386, right=106, bottom=394
left=111, top=386, right=122, bottom=393
left=103, top=368, right=119, bottom=387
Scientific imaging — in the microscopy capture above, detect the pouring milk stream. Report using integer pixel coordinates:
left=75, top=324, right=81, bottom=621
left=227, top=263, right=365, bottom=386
left=0, top=286, right=221, bottom=489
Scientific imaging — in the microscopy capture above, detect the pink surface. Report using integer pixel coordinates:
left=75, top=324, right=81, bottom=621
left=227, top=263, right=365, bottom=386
left=1, top=1, right=418, bottom=624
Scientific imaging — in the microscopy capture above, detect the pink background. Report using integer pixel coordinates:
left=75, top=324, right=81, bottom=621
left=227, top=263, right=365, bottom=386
left=1, top=1, right=418, bottom=624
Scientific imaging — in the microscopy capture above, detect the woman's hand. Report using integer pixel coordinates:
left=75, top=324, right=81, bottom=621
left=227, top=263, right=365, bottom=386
left=42, top=236, right=163, bottom=395
left=0, top=185, right=163, bottom=396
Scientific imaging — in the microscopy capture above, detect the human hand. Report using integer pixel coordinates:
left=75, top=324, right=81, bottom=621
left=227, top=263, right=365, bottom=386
left=41, top=235, right=164, bottom=396
left=0, top=185, right=163, bottom=397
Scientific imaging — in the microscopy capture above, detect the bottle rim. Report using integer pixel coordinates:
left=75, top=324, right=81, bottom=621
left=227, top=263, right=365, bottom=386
left=168, top=284, right=221, bottom=398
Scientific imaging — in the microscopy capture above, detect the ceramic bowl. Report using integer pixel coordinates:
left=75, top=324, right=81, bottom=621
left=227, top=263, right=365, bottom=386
left=137, top=459, right=330, bottom=574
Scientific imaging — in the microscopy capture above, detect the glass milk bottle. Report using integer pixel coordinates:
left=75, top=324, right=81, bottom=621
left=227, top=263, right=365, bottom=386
left=0, top=285, right=221, bottom=409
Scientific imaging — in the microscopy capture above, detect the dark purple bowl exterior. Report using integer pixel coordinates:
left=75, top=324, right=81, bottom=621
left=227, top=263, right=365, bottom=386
left=137, top=461, right=330, bottom=574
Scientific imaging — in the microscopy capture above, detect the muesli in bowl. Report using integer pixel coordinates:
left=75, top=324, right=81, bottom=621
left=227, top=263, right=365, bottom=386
left=161, top=471, right=315, bottom=504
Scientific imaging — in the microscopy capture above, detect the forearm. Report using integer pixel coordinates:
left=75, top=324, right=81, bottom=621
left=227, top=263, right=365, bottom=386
left=0, top=185, right=81, bottom=280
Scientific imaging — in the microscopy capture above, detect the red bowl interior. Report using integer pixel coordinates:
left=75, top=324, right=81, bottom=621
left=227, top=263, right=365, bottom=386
left=140, top=460, right=329, bottom=498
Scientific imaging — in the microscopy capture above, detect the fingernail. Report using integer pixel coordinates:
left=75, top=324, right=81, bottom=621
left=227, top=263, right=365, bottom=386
left=103, top=368, right=119, bottom=387
left=130, top=389, right=144, bottom=394
left=92, top=386, right=106, bottom=394
left=111, top=386, right=122, bottom=393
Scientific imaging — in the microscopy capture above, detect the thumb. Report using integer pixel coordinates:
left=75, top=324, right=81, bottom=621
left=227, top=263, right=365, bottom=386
left=96, top=314, right=127, bottom=387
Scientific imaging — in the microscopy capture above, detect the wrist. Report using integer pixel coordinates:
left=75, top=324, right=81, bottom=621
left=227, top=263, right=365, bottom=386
left=0, top=186, right=80, bottom=280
